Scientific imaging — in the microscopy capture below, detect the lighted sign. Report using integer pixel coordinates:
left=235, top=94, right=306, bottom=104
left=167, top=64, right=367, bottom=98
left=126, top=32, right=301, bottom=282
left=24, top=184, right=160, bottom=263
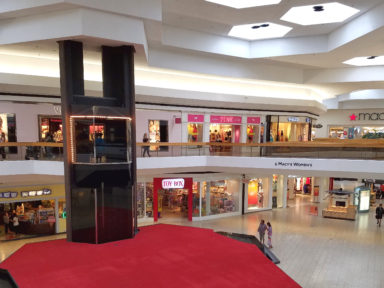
left=0, top=192, right=18, bottom=198
left=288, top=117, right=299, bottom=122
left=350, top=113, right=384, bottom=121
left=162, top=179, right=185, bottom=189
left=21, top=189, right=52, bottom=197
left=210, top=115, right=242, bottom=124
left=188, top=114, right=204, bottom=123
left=247, top=117, right=260, bottom=124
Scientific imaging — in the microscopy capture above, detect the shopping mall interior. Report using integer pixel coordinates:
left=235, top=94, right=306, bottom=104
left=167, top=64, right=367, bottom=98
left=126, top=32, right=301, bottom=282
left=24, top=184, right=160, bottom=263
left=1, top=1, right=384, bottom=287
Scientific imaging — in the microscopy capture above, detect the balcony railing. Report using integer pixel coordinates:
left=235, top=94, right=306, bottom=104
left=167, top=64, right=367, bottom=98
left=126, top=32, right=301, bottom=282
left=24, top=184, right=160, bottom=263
left=1, top=139, right=384, bottom=161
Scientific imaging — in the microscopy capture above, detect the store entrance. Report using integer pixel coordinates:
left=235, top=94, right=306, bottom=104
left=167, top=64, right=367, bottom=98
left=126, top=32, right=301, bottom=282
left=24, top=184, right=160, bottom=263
left=153, top=178, right=193, bottom=222
left=158, top=189, right=189, bottom=219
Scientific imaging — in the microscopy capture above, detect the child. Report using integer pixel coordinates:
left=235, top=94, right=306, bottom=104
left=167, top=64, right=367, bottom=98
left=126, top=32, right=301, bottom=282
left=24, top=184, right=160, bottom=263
left=267, top=222, right=272, bottom=248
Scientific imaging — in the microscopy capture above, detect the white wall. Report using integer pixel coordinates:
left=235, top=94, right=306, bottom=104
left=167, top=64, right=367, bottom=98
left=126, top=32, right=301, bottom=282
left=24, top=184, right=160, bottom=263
left=0, top=101, right=61, bottom=142
left=316, top=108, right=384, bottom=138
left=136, top=109, right=182, bottom=143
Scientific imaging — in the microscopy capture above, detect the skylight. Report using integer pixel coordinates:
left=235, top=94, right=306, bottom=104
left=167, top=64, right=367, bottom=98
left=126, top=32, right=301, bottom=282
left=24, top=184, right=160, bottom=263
left=343, top=56, right=384, bottom=66
left=281, top=2, right=359, bottom=25
left=205, top=0, right=281, bottom=9
left=228, top=22, right=292, bottom=40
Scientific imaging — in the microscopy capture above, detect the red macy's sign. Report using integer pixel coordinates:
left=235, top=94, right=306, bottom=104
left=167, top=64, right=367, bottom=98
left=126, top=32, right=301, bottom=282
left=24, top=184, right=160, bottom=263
left=162, top=179, right=185, bottom=189
left=350, top=112, right=384, bottom=121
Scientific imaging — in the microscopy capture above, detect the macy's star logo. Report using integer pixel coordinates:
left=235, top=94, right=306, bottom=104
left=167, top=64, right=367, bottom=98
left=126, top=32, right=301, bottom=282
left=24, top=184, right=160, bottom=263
left=349, top=113, right=357, bottom=121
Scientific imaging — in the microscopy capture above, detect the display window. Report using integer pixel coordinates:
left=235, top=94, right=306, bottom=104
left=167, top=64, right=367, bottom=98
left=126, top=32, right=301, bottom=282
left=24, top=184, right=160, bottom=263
left=39, top=116, right=63, bottom=142
left=148, top=120, right=168, bottom=151
left=0, top=113, right=17, bottom=155
left=247, top=178, right=269, bottom=210
left=247, top=125, right=259, bottom=143
left=188, top=123, right=203, bottom=143
left=0, top=200, right=56, bottom=241
left=201, top=180, right=240, bottom=216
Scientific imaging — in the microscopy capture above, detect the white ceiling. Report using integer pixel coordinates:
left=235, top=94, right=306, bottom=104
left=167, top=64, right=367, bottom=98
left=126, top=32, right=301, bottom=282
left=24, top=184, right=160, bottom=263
left=0, top=0, right=384, bottom=110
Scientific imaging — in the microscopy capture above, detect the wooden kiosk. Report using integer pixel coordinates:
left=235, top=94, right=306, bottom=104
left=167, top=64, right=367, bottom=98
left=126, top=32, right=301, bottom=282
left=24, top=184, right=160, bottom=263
left=322, top=190, right=357, bottom=220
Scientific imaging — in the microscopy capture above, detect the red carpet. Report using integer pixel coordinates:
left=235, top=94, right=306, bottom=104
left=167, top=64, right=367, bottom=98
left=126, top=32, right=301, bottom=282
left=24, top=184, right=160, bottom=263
left=0, top=224, right=300, bottom=288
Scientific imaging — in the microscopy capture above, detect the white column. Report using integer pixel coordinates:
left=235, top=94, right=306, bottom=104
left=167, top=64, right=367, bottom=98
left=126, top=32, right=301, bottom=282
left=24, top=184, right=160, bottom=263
left=205, top=181, right=211, bottom=215
left=181, top=112, right=189, bottom=143
left=319, top=177, right=329, bottom=203
left=203, top=114, right=210, bottom=142
left=282, top=175, right=288, bottom=208
left=241, top=115, right=247, bottom=143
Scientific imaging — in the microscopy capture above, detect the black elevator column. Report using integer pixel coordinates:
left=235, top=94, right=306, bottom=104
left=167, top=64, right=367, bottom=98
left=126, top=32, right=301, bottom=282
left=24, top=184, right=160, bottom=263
left=59, top=40, right=137, bottom=244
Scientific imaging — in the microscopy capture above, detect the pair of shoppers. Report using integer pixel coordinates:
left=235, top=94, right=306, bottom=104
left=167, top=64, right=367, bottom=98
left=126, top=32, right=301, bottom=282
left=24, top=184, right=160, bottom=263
left=2, top=211, right=19, bottom=235
left=257, top=219, right=273, bottom=249
left=376, top=204, right=384, bottom=227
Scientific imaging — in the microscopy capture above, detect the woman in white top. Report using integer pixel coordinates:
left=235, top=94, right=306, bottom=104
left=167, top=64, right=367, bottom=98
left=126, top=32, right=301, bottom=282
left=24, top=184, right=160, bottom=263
left=12, top=214, right=19, bottom=234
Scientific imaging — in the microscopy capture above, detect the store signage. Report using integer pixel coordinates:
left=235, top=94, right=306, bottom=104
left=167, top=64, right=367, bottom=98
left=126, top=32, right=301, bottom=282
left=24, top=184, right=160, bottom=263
left=350, top=112, right=384, bottom=121
left=210, top=115, right=242, bottom=124
left=0, top=192, right=18, bottom=198
left=287, top=117, right=299, bottom=122
left=188, top=114, right=204, bottom=122
left=21, top=189, right=52, bottom=198
left=54, top=106, right=61, bottom=114
left=247, top=117, right=260, bottom=124
left=162, top=179, right=185, bottom=189
left=274, top=161, right=313, bottom=168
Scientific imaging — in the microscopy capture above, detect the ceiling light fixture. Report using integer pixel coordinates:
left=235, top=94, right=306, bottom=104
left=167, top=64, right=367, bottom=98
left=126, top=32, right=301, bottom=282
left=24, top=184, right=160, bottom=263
left=343, top=56, right=384, bottom=66
left=281, top=2, right=359, bottom=25
left=205, top=0, right=281, bottom=9
left=229, top=22, right=292, bottom=40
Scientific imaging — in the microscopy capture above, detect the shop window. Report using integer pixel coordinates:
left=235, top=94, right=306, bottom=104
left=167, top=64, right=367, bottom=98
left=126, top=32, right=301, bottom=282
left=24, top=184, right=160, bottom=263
left=148, top=120, right=168, bottom=151
left=188, top=123, right=203, bottom=143
left=137, top=183, right=145, bottom=218
left=0, top=113, right=17, bottom=154
left=145, top=183, right=153, bottom=217
left=39, top=116, right=63, bottom=142
left=247, top=125, right=259, bottom=143
left=247, top=178, right=269, bottom=210
left=206, top=180, right=239, bottom=216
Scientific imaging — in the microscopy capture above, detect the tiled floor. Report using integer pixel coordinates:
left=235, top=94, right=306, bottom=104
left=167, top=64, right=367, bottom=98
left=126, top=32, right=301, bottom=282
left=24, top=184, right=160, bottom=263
left=1, top=196, right=383, bottom=288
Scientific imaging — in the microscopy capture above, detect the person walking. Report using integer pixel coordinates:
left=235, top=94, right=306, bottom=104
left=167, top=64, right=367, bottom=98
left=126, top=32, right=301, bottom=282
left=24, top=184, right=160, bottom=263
left=257, top=219, right=267, bottom=245
left=142, top=133, right=150, bottom=157
left=267, top=222, right=273, bottom=248
left=3, top=211, right=9, bottom=234
left=12, top=213, right=19, bottom=235
left=376, top=203, right=384, bottom=227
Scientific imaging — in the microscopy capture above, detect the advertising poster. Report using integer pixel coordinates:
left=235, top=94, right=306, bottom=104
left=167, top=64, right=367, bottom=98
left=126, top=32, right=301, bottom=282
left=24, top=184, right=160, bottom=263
left=0, top=113, right=8, bottom=142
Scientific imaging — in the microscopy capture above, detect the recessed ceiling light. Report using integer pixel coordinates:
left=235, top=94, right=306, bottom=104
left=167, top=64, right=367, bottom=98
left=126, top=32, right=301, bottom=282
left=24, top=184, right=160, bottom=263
left=228, top=22, right=292, bottom=40
left=281, top=2, right=359, bottom=25
left=343, top=56, right=384, bottom=66
left=205, top=0, right=281, bottom=9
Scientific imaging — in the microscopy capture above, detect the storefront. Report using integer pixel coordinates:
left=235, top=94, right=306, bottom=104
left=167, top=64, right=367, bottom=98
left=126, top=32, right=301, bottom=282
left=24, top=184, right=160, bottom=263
left=39, top=115, right=63, bottom=142
left=137, top=177, right=242, bottom=221
left=0, top=184, right=66, bottom=241
left=209, top=115, right=241, bottom=152
left=267, top=115, right=312, bottom=142
left=329, top=125, right=384, bottom=139
left=245, top=177, right=270, bottom=212
left=0, top=113, right=17, bottom=156
left=187, top=114, right=204, bottom=142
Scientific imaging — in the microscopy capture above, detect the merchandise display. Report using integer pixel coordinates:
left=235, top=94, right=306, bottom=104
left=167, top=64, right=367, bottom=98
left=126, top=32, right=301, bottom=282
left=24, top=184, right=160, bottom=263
left=247, top=178, right=266, bottom=209
left=188, top=123, right=203, bottom=142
